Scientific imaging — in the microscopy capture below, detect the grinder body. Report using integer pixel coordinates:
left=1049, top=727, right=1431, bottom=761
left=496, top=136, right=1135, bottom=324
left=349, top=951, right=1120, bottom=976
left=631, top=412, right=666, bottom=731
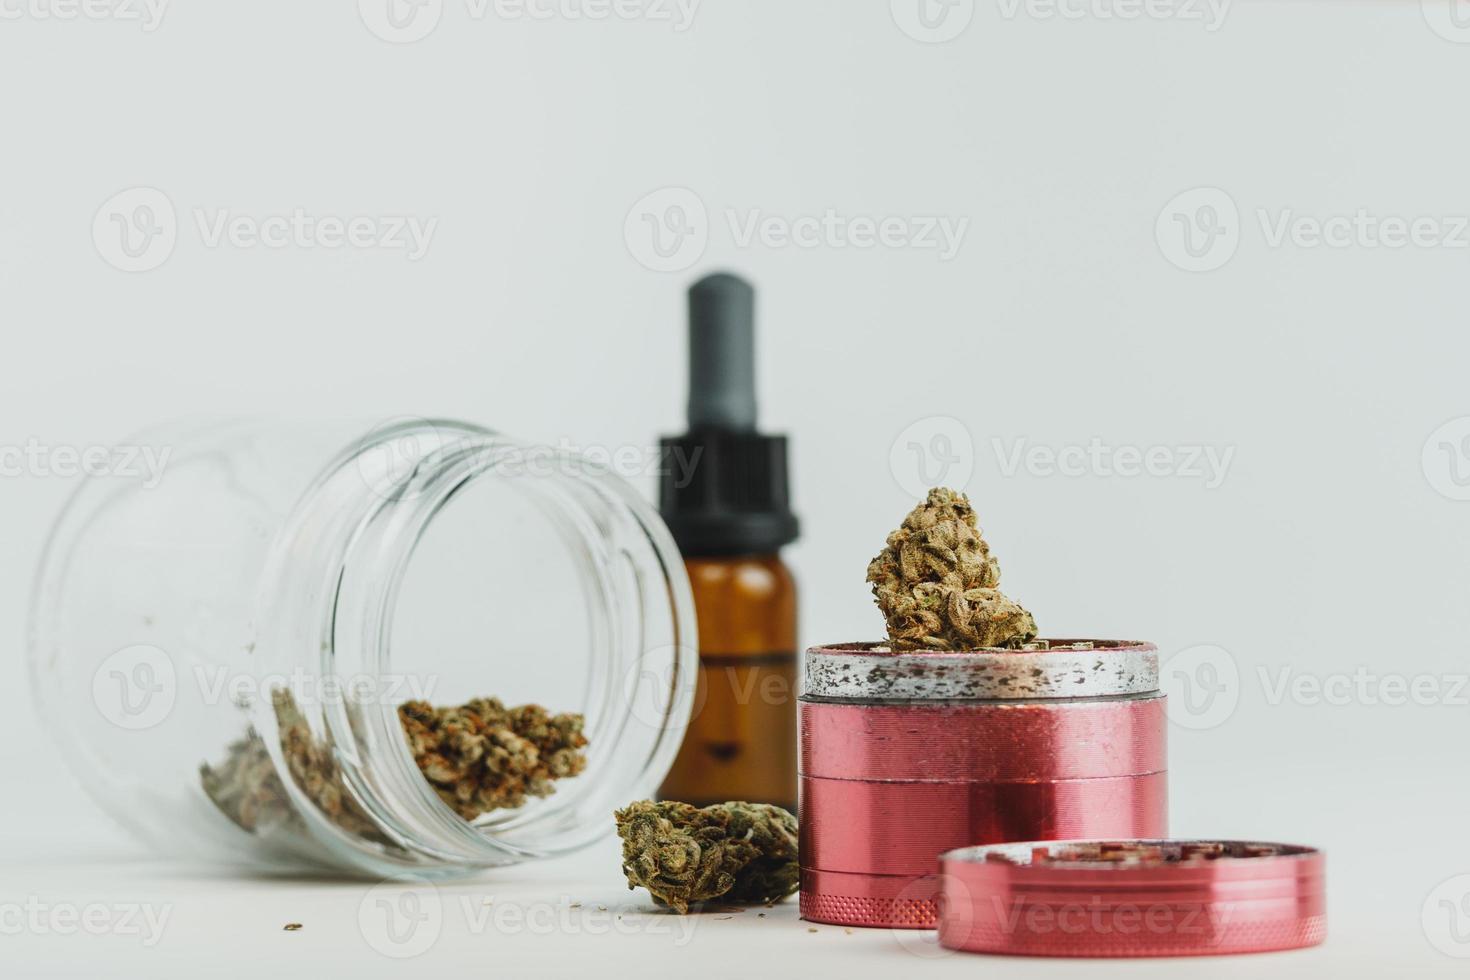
left=798, top=641, right=1168, bottom=929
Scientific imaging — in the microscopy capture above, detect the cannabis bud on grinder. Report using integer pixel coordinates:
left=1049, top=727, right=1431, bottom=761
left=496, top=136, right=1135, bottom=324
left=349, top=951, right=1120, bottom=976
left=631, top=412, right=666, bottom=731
left=799, top=489, right=1168, bottom=929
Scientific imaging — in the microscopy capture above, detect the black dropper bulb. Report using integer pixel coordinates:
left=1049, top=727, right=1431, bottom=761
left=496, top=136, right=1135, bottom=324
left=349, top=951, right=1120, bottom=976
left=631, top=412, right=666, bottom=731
left=660, top=272, right=799, bottom=557
left=687, top=272, right=758, bottom=431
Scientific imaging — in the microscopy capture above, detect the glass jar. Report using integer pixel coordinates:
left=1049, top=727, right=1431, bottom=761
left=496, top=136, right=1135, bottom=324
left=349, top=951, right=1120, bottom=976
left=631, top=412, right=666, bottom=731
left=28, top=417, right=696, bottom=878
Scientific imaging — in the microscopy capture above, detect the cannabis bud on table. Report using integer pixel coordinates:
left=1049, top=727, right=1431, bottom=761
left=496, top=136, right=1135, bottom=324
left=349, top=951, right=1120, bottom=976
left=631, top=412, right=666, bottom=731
left=867, top=487, right=1038, bottom=651
left=614, top=801, right=799, bottom=913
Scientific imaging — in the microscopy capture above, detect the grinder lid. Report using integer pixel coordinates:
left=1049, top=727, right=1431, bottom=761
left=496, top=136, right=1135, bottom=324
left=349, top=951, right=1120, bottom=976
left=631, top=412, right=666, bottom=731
left=937, top=839, right=1326, bottom=958
left=801, top=640, right=1158, bottom=701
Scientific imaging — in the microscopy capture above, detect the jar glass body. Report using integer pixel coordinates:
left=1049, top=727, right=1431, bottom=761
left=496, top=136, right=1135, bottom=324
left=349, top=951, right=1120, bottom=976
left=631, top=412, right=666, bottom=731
left=28, top=417, right=696, bottom=877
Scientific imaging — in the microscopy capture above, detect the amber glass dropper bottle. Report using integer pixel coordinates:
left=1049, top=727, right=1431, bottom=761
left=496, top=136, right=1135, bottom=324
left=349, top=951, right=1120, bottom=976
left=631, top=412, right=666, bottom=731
left=658, top=272, right=799, bottom=812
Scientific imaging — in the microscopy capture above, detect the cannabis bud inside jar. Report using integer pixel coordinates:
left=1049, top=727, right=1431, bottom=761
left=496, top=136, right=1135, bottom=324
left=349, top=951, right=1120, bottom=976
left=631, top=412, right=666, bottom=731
left=203, top=691, right=589, bottom=840
left=399, top=698, right=588, bottom=820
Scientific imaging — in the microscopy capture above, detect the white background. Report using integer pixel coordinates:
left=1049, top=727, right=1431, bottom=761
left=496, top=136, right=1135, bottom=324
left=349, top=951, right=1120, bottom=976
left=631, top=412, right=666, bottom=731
left=4, top=0, right=1470, bottom=975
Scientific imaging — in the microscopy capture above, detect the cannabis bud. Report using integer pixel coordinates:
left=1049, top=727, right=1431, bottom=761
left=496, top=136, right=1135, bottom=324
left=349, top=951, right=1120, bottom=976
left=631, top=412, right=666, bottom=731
left=399, top=698, right=588, bottom=821
left=867, top=487, right=1038, bottom=651
left=201, top=688, right=380, bottom=839
left=614, top=800, right=799, bottom=913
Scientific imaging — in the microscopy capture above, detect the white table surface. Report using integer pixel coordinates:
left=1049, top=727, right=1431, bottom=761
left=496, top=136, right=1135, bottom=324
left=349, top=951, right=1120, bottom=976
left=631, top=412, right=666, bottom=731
left=0, top=813, right=1453, bottom=979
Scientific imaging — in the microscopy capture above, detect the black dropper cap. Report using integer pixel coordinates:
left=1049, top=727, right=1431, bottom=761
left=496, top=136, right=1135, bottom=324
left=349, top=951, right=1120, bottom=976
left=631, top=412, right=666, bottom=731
left=659, top=272, right=799, bottom=557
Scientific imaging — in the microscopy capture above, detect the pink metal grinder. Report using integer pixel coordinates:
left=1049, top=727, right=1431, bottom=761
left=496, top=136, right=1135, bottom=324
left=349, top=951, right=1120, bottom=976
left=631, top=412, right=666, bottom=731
left=798, top=640, right=1167, bottom=929
left=938, top=840, right=1326, bottom=957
